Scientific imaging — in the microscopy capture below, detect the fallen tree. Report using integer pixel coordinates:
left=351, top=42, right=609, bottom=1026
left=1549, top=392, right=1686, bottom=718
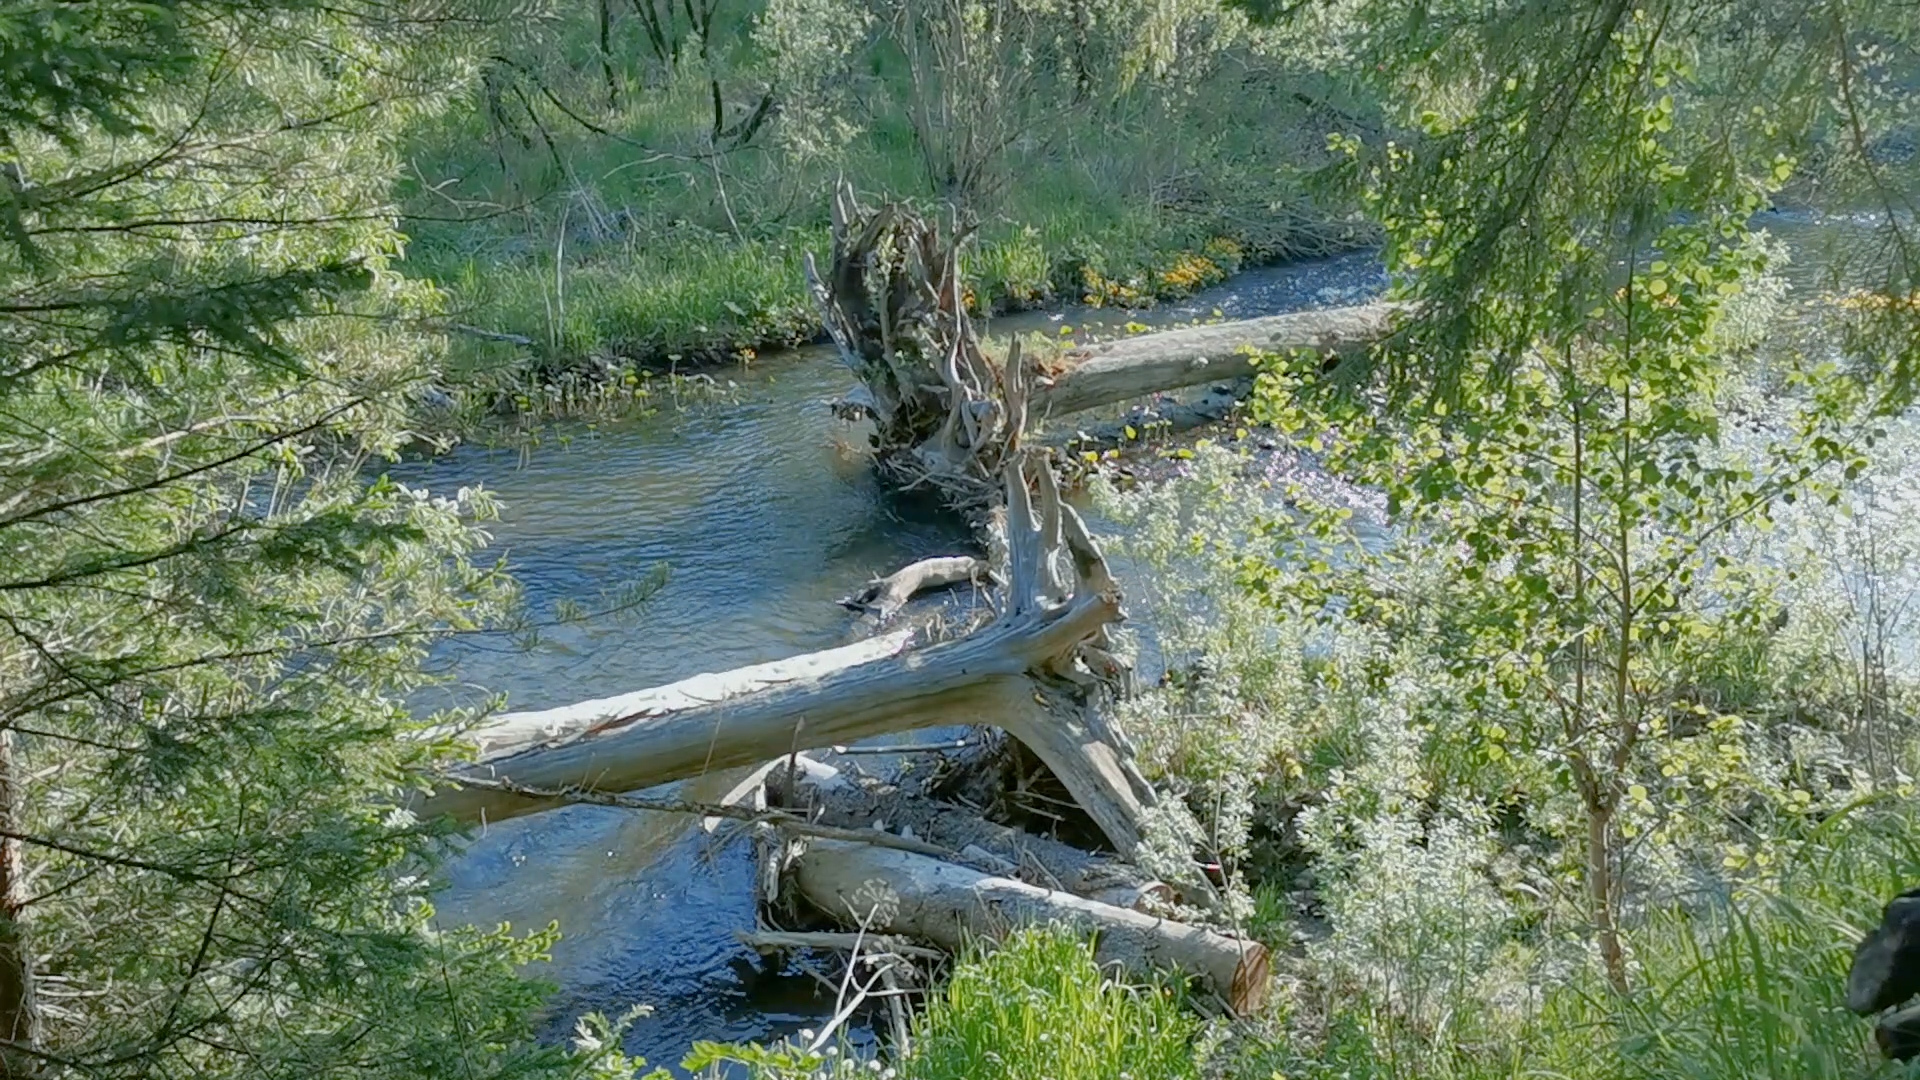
left=789, top=838, right=1270, bottom=1015
left=422, top=197, right=1400, bottom=836
left=416, top=452, right=1157, bottom=855
left=771, top=756, right=1170, bottom=910
left=807, top=183, right=1403, bottom=509
left=1031, top=302, right=1403, bottom=417
left=417, top=192, right=1405, bottom=1020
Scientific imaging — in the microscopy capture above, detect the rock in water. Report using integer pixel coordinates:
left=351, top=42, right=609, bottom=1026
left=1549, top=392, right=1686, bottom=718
left=1849, top=887, right=1920, bottom=1016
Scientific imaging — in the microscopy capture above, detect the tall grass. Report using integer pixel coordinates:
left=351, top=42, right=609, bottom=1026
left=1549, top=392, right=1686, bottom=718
left=903, top=926, right=1202, bottom=1080
left=1239, top=802, right=1920, bottom=1080
left=1603, top=803, right=1919, bottom=1080
left=395, top=5, right=1363, bottom=414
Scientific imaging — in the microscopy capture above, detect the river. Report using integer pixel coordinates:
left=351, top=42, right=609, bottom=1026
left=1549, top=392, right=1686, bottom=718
left=396, top=210, right=1877, bottom=1072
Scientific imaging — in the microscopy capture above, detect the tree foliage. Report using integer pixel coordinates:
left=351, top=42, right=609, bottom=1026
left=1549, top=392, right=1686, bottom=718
left=1246, top=0, right=1916, bottom=995
left=0, top=0, right=635, bottom=1075
left=1315, top=0, right=1919, bottom=403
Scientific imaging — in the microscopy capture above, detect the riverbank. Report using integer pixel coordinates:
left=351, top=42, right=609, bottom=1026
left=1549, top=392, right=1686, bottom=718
left=414, top=205, right=1920, bottom=1078
left=391, top=0, right=1374, bottom=431
left=411, top=214, right=1371, bottom=432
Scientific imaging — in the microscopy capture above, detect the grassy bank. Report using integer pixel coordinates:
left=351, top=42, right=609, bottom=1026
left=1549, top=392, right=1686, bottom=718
left=394, top=3, right=1368, bottom=417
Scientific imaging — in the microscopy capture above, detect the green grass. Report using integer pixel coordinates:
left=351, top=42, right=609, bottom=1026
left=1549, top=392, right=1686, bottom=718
left=393, top=11, right=1365, bottom=418
left=438, top=231, right=823, bottom=369
left=1602, top=803, right=1920, bottom=1080
left=902, top=926, right=1203, bottom=1080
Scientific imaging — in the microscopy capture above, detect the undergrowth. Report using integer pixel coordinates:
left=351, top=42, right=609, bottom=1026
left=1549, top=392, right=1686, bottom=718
left=905, top=928, right=1203, bottom=1080
left=684, top=926, right=1204, bottom=1080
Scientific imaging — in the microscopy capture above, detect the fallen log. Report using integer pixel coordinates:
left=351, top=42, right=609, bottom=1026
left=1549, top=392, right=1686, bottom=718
left=791, top=838, right=1270, bottom=1015
left=417, top=453, right=1155, bottom=856
left=806, top=183, right=1403, bottom=509
left=772, top=758, right=1170, bottom=909
left=1031, top=302, right=1404, bottom=418
left=447, top=775, right=967, bottom=862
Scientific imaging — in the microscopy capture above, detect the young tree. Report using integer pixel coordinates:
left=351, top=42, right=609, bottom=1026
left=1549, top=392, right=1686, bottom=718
left=1258, top=1, right=1912, bottom=992
left=0, top=1, right=629, bottom=1075
left=1320, top=0, right=1918, bottom=400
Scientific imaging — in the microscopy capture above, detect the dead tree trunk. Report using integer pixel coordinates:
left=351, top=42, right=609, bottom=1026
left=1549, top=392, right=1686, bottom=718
left=807, top=183, right=1403, bottom=509
left=418, top=453, right=1155, bottom=855
left=805, top=187, right=1027, bottom=511
left=1031, top=301, right=1404, bottom=417
left=790, top=838, right=1270, bottom=1015
left=772, top=757, right=1169, bottom=909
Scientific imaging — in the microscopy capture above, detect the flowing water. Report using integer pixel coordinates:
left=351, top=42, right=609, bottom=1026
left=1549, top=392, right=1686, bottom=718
left=400, top=210, right=1879, bottom=1071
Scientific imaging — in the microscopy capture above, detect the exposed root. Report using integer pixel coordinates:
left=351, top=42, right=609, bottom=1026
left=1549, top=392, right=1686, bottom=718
left=806, top=184, right=1025, bottom=511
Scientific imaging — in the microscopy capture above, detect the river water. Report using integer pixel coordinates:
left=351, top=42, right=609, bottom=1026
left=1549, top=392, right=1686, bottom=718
left=399, top=211, right=1877, bottom=1071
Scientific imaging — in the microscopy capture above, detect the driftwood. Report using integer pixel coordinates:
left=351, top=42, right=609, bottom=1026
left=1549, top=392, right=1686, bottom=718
left=837, top=555, right=987, bottom=621
left=1030, top=302, right=1403, bottom=418
left=807, top=183, right=1402, bottom=511
left=805, top=186, right=1035, bottom=510
left=414, top=193, right=1407, bottom=1020
left=791, top=838, right=1270, bottom=1015
left=418, top=453, right=1154, bottom=856
left=447, top=775, right=968, bottom=861
left=772, top=758, right=1169, bottom=910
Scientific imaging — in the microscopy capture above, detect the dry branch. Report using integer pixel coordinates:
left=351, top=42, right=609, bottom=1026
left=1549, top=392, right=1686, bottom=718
left=417, top=453, right=1152, bottom=855
left=838, top=555, right=987, bottom=621
left=734, top=930, right=947, bottom=962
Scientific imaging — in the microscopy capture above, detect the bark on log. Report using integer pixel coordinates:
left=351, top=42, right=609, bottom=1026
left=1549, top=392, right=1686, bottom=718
left=791, top=838, right=1270, bottom=1015
left=838, top=555, right=987, bottom=621
left=1031, top=302, right=1406, bottom=418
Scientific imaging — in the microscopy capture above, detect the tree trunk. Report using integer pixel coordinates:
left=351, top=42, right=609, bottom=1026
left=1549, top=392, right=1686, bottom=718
left=806, top=183, right=1403, bottom=510
left=773, top=757, right=1168, bottom=908
left=419, top=454, right=1154, bottom=856
left=790, top=838, right=1270, bottom=1015
left=598, top=0, right=620, bottom=110
left=1031, top=302, right=1406, bottom=418
left=1587, top=800, right=1628, bottom=994
left=0, top=730, right=41, bottom=1072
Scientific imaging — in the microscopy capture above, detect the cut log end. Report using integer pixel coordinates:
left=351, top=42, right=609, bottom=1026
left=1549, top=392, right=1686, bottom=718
left=1227, top=939, right=1272, bottom=1015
